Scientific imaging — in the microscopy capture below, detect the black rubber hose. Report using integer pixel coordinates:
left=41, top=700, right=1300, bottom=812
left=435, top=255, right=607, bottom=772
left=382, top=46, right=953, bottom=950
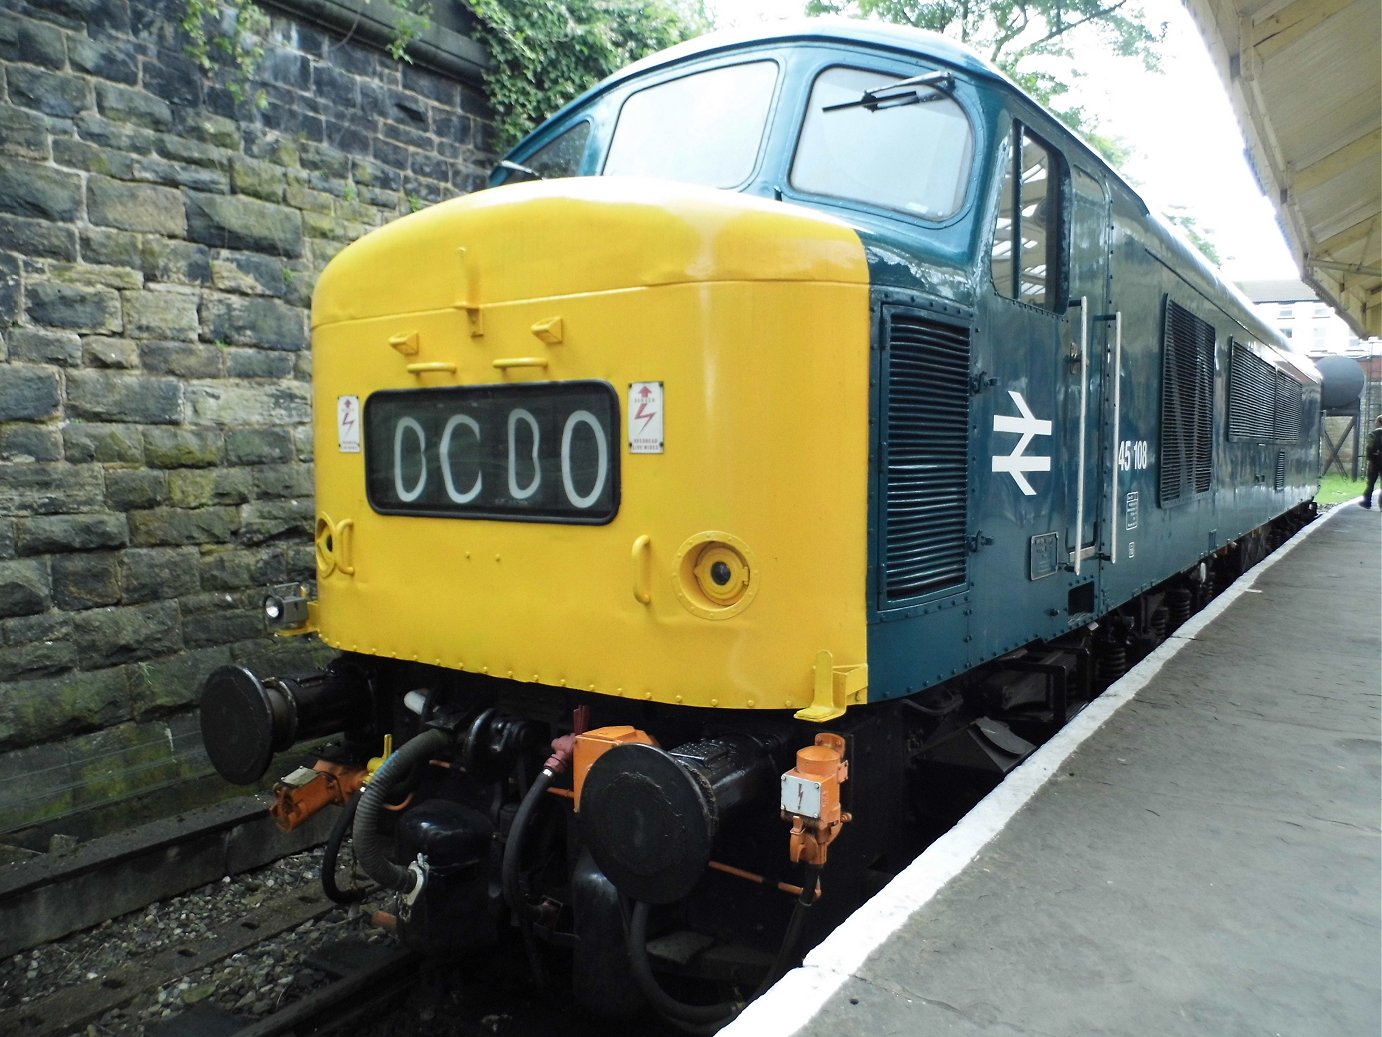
left=352, top=727, right=451, bottom=893
left=627, top=862, right=824, bottom=1031
left=501, top=765, right=555, bottom=918
left=320, top=793, right=369, bottom=904
left=629, top=900, right=736, bottom=1026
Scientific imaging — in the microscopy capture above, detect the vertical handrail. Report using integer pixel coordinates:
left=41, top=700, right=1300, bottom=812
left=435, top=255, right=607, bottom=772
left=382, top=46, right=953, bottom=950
left=1074, top=297, right=1089, bottom=576
left=1109, top=312, right=1123, bottom=566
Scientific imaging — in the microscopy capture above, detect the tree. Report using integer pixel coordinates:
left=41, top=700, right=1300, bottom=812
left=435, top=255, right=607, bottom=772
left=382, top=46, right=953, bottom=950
left=463, top=0, right=709, bottom=151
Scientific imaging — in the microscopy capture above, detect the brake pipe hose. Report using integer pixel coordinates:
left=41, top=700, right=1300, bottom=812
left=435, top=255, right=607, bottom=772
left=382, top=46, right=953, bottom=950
left=627, top=861, right=823, bottom=1031
left=352, top=727, right=451, bottom=894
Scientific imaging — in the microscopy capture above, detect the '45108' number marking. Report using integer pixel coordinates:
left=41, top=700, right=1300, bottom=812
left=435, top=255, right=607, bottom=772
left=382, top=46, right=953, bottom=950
left=1118, top=439, right=1151, bottom=472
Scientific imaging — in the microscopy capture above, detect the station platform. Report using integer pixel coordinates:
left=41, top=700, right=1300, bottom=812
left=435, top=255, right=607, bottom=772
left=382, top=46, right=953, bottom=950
left=727, top=502, right=1381, bottom=1037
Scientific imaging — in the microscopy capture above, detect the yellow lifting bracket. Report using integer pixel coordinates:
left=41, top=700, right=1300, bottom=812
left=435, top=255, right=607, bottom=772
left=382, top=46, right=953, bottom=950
left=794, top=650, right=867, bottom=722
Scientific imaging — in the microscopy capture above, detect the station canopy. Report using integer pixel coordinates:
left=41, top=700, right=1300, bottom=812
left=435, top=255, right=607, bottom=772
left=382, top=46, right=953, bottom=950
left=1186, top=0, right=1381, bottom=339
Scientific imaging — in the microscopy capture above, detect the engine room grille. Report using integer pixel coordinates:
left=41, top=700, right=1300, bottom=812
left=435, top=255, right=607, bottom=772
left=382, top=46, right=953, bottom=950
left=1274, top=373, right=1303, bottom=440
left=880, top=310, right=971, bottom=603
left=1275, top=450, right=1287, bottom=490
left=1159, top=298, right=1214, bottom=505
left=1228, top=343, right=1275, bottom=440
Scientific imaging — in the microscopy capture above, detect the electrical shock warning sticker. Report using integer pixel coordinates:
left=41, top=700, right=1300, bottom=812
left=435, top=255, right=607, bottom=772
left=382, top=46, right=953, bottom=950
left=629, top=382, right=664, bottom=454
left=338, top=395, right=361, bottom=453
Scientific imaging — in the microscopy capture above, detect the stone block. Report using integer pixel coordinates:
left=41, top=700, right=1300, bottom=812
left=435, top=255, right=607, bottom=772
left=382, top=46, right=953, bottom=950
left=1, top=670, right=130, bottom=747
left=0, top=462, right=103, bottom=515
left=0, top=521, right=13, bottom=559
left=7, top=329, right=82, bottom=367
left=0, top=253, right=16, bottom=328
left=168, top=467, right=253, bottom=508
left=51, top=138, right=137, bottom=179
left=252, top=463, right=313, bottom=499
left=0, top=425, right=62, bottom=463
left=139, top=237, right=212, bottom=286
left=129, top=645, right=227, bottom=715
left=237, top=499, right=313, bottom=546
left=225, top=427, right=295, bottom=465
left=153, top=134, right=230, bottom=171
left=183, top=608, right=266, bottom=648
left=141, top=426, right=223, bottom=468
left=63, top=423, right=145, bottom=464
left=67, top=37, right=138, bottom=84
left=199, top=544, right=289, bottom=591
left=132, top=153, right=229, bottom=194
left=230, top=158, right=286, bottom=202
left=0, top=215, right=76, bottom=261
left=140, top=340, right=224, bottom=378
left=17, top=514, right=129, bottom=554
left=14, top=19, right=66, bottom=69
left=73, top=600, right=182, bottom=667
left=225, top=348, right=296, bottom=379
left=80, top=226, right=142, bottom=269
left=122, top=289, right=199, bottom=340
left=96, top=82, right=173, bottom=131
left=141, top=52, right=202, bottom=108
left=83, top=336, right=141, bottom=370
left=185, top=191, right=304, bottom=258
left=200, top=292, right=306, bottom=350
left=118, top=546, right=199, bottom=604
left=0, top=160, right=82, bottom=221
left=0, top=365, right=60, bottom=420
left=0, top=622, right=77, bottom=679
left=104, top=470, right=167, bottom=512
left=0, top=558, right=49, bottom=617
left=209, top=252, right=285, bottom=296
left=88, top=174, right=186, bottom=236
left=128, top=506, right=239, bottom=547
left=7, top=65, right=91, bottom=118
left=175, top=112, right=241, bottom=150
left=66, top=370, right=183, bottom=424
left=186, top=380, right=310, bottom=426
left=51, top=550, right=121, bottom=609
left=26, top=280, right=122, bottom=333
left=0, top=105, right=50, bottom=161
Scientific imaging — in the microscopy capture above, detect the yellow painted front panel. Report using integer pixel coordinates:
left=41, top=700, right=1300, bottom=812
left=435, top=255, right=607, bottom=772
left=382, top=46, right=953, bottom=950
left=311, top=181, right=871, bottom=711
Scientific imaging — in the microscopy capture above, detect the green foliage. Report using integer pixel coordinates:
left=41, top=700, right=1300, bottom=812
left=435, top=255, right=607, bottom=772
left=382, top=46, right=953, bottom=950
left=181, top=0, right=270, bottom=108
left=803, top=1, right=1166, bottom=147
left=804, top=1, right=1164, bottom=72
left=462, top=0, right=710, bottom=152
left=180, top=1, right=429, bottom=102
left=1162, top=206, right=1221, bottom=266
left=384, top=0, right=433, bottom=62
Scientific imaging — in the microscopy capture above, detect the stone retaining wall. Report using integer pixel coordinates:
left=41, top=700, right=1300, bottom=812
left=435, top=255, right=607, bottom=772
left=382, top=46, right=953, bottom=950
left=0, top=0, right=494, bottom=845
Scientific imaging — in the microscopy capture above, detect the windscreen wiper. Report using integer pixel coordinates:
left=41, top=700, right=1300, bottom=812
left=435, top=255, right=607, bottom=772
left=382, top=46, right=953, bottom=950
left=495, top=159, right=544, bottom=182
left=822, top=70, right=955, bottom=113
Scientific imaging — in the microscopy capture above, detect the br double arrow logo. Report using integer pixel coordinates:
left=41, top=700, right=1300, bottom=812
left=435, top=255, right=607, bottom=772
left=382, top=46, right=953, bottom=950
left=992, top=390, right=1052, bottom=496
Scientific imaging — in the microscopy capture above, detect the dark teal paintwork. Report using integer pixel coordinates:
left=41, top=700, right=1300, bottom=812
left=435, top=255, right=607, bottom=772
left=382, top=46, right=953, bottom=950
left=500, top=19, right=1322, bottom=705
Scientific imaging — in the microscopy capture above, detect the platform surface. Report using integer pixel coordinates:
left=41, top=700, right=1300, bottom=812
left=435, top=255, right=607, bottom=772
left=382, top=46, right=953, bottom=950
left=727, top=502, right=1381, bottom=1037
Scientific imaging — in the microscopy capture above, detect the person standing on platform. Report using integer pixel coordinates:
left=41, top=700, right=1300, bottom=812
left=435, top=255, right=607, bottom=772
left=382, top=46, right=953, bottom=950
left=1362, top=415, right=1382, bottom=509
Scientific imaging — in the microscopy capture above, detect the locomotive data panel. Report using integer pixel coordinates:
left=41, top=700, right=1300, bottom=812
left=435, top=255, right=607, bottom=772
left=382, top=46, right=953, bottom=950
left=364, top=382, right=620, bottom=523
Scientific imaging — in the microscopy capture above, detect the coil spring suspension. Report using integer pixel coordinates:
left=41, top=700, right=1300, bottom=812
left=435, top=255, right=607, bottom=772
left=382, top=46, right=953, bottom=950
left=1148, top=606, right=1168, bottom=642
left=1165, top=588, right=1194, bottom=631
left=1095, top=640, right=1129, bottom=690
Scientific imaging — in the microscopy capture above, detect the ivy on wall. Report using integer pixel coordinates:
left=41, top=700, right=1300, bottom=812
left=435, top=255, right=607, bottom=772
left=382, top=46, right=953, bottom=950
left=461, top=0, right=709, bottom=151
left=180, top=0, right=435, bottom=105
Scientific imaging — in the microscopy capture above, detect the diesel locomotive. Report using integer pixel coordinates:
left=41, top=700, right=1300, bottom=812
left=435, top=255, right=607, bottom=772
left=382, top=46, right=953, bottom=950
left=199, top=19, right=1322, bottom=1029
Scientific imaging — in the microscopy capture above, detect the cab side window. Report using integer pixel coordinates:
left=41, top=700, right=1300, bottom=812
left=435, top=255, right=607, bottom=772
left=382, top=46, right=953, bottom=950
left=990, top=124, right=1064, bottom=310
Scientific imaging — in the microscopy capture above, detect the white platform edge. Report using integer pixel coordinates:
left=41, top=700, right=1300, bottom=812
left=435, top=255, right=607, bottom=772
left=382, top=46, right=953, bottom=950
left=722, top=501, right=1346, bottom=1037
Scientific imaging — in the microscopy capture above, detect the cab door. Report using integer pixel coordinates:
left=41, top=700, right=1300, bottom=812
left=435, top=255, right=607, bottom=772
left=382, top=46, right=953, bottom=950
left=1065, top=164, right=1113, bottom=592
